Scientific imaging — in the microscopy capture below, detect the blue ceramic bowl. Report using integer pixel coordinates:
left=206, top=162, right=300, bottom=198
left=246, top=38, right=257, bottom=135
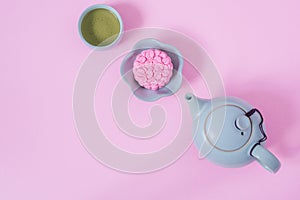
left=78, top=4, right=123, bottom=50
left=120, top=38, right=184, bottom=102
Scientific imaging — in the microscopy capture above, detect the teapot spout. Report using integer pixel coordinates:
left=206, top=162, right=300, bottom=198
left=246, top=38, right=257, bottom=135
left=185, top=93, right=209, bottom=119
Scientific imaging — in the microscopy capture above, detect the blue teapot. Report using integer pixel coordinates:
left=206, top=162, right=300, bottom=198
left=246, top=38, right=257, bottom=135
left=185, top=93, right=281, bottom=173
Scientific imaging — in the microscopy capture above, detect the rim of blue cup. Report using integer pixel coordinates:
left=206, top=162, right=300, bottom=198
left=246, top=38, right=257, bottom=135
left=78, top=4, right=123, bottom=50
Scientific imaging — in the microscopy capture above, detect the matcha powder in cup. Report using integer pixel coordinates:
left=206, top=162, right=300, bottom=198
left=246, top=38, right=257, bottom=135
left=79, top=5, right=123, bottom=48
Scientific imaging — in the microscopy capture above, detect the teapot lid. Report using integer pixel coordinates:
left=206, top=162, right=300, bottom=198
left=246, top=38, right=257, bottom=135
left=203, top=104, right=253, bottom=152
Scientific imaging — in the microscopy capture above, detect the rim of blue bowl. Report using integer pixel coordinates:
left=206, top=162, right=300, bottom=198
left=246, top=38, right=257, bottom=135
left=78, top=4, right=123, bottom=50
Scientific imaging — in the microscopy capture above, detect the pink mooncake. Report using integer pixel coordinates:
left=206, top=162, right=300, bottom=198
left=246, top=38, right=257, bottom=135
left=133, top=49, right=173, bottom=90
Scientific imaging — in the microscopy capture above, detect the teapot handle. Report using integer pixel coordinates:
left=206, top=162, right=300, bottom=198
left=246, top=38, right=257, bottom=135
left=251, top=144, right=281, bottom=173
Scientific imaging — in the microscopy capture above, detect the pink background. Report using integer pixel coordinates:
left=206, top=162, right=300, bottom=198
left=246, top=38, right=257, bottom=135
left=1, top=0, right=300, bottom=199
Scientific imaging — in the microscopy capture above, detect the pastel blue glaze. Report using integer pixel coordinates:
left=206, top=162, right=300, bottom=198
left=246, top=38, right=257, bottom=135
left=120, top=38, right=183, bottom=102
left=78, top=4, right=123, bottom=50
left=186, top=93, right=281, bottom=173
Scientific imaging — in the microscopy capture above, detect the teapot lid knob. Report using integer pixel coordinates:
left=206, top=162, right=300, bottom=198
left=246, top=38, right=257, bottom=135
left=235, top=115, right=251, bottom=131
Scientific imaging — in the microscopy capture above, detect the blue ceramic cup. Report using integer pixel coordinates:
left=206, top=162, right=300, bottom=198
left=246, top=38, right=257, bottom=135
left=78, top=4, right=123, bottom=49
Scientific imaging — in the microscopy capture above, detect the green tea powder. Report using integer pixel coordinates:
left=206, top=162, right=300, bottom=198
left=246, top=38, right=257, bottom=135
left=81, top=8, right=121, bottom=46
